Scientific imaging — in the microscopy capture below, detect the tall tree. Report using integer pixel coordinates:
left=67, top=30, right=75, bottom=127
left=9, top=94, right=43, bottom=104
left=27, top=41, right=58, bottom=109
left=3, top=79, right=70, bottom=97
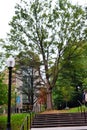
left=3, top=0, right=87, bottom=109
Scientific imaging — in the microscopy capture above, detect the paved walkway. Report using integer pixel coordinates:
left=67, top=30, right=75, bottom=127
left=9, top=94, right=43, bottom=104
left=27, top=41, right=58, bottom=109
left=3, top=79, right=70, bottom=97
left=31, top=126, right=87, bottom=130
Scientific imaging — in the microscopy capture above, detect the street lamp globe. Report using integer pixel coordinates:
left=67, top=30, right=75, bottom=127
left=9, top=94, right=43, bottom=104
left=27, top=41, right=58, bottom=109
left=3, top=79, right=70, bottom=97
left=6, top=56, right=15, bottom=67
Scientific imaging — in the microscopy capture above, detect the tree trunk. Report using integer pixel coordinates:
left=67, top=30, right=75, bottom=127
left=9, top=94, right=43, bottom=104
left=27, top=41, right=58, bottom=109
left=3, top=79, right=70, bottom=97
left=46, top=89, right=52, bottom=110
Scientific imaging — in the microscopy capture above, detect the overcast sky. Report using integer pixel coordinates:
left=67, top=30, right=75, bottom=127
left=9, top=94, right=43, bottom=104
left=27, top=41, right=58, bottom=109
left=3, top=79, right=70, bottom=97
left=0, top=0, right=87, bottom=39
left=0, top=0, right=20, bottom=39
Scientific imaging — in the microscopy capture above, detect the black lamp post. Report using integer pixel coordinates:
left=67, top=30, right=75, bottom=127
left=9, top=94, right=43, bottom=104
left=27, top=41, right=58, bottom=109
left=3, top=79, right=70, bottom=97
left=6, top=56, right=15, bottom=130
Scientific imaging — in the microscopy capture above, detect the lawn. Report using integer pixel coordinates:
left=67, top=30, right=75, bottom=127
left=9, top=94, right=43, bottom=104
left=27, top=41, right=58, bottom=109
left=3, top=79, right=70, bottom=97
left=68, top=105, right=87, bottom=113
left=41, top=105, right=87, bottom=114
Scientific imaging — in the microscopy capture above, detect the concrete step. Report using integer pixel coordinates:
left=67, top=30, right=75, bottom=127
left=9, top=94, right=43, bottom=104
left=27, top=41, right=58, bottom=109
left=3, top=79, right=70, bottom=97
left=31, top=112, right=87, bottom=128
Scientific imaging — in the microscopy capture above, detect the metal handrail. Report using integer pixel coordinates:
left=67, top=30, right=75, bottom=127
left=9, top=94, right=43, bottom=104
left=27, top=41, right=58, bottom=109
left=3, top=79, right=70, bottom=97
left=20, top=111, right=36, bottom=130
left=20, top=113, right=31, bottom=130
left=77, top=100, right=83, bottom=114
left=77, top=100, right=86, bottom=122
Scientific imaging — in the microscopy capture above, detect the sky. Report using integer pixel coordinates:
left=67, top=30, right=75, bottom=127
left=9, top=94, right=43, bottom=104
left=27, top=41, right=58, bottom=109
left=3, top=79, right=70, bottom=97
left=0, top=0, right=87, bottom=39
left=0, top=0, right=20, bottom=39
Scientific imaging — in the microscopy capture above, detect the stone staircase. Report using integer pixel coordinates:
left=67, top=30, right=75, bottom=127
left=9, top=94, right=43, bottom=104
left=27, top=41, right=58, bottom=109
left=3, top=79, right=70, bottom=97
left=31, top=112, right=87, bottom=128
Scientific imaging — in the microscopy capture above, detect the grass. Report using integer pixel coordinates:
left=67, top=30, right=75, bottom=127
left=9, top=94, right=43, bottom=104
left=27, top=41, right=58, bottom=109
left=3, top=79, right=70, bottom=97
left=41, top=105, right=87, bottom=114
left=0, top=113, right=31, bottom=130
left=68, top=105, right=87, bottom=113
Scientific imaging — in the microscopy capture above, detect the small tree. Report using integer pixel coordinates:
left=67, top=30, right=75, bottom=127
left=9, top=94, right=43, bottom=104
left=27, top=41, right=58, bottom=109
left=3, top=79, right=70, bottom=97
left=15, top=51, right=42, bottom=110
left=61, top=86, right=74, bottom=109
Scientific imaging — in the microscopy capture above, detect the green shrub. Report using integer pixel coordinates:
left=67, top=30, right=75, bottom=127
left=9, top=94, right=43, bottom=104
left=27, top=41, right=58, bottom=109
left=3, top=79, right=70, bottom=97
left=0, top=113, right=31, bottom=130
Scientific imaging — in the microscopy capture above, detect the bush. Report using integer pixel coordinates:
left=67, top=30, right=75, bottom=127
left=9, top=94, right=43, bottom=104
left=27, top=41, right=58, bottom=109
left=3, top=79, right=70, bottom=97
left=0, top=113, right=31, bottom=130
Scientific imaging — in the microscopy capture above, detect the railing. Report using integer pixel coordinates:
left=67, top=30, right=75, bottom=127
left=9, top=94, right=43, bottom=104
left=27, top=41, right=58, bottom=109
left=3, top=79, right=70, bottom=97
left=77, top=100, right=86, bottom=122
left=78, top=100, right=83, bottom=114
left=20, top=112, right=32, bottom=130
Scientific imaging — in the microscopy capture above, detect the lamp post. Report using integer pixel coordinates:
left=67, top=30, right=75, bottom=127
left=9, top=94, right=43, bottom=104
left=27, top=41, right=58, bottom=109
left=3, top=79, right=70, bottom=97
left=6, top=56, right=15, bottom=130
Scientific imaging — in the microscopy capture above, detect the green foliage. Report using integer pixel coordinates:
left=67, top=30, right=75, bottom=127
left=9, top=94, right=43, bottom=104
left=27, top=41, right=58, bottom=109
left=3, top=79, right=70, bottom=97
left=4, top=0, right=86, bottom=83
left=61, top=86, right=74, bottom=102
left=53, top=42, right=87, bottom=109
left=0, top=113, right=30, bottom=130
left=0, top=74, right=8, bottom=106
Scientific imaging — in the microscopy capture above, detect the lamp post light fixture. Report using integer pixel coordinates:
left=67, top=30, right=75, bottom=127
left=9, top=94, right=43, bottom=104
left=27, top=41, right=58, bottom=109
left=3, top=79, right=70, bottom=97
left=6, top=56, right=15, bottom=130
